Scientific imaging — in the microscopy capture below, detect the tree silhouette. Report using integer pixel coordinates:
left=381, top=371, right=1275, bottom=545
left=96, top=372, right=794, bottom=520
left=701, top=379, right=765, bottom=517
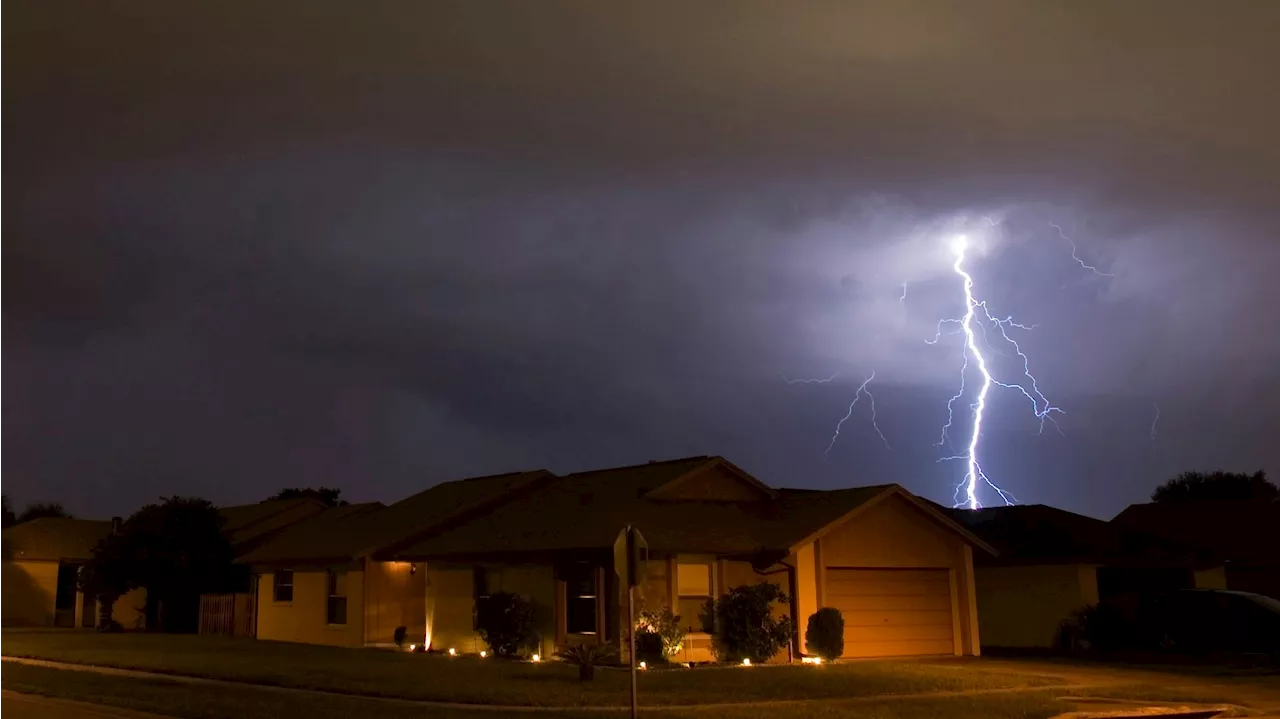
left=16, top=502, right=71, bottom=524
left=1151, top=470, right=1277, bottom=503
left=2, top=495, right=15, bottom=529
left=266, top=487, right=346, bottom=507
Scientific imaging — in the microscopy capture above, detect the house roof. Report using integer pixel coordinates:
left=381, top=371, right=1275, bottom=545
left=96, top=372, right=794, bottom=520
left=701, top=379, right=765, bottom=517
left=218, top=498, right=327, bottom=548
left=2, top=518, right=112, bottom=562
left=389, top=457, right=991, bottom=561
left=943, top=503, right=1216, bottom=567
left=238, top=469, right=553, bottom=565
left=1111, top=498, right=1280, bottom=566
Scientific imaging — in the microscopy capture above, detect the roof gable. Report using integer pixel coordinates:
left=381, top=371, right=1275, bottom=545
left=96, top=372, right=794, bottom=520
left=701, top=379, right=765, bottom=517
left=786, top=485, right=998, bottom=556
left=2, top=518, right=111, bottom=562
left=644, top=458, right=776, bottom=502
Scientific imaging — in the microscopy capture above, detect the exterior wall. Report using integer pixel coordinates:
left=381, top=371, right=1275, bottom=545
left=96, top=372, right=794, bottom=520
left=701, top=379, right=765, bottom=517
left=815, top=494, right=980, bottom=656
left=2, top=560, right=59, bottom=626
left=1193, top=566, right=1228, bottom=590
left=973, top=564, right=1097, bottom=648
left=794, top=543, right=818, bottom=642
left=256, top=568, right=365, bottom=647
left=426, top=563, right=556, bottom=658
left=364, top=560, right=426, bottom=646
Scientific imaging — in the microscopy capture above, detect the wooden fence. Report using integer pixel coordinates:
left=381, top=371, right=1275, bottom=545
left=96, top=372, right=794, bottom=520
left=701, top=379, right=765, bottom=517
left=198, top=593, right=255, bottom=638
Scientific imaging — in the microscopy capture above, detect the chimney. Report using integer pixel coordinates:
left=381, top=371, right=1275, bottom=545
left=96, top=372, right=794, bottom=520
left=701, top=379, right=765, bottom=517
left=111, top=516, right=122, bottom=534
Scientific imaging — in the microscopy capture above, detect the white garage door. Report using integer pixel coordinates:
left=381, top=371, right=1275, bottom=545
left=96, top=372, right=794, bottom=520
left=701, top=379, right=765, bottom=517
left=825, top=568, right=955, bottom=658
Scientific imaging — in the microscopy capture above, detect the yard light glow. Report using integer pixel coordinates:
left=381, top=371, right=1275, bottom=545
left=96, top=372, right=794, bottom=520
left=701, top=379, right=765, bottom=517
left=741, top=658, right=751, bottom=666
left=639, top=661, right=647, bottom=670
left=448, top=647, right=456, bottom=656
left=409, top=644, right=416, bottom=652
left=532, top=654, right=541, bottom=662
left=802, top=656, right=822, bottom=665
left=480, top=650, right=488, bottom=658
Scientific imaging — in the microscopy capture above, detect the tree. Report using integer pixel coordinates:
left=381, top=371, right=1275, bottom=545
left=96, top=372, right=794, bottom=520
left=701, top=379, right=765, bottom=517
left=16, top=502, right=71, bottom=524
left=78, top=532, right=130, bottom=631
left=81, top=497, right=237, bottom=632
left=1151, top=470, right=1277, bottom=503
left=702, top=583, right=794, bottom=664
left=266, top=487, right=346, bottom=507
left=2, top=495, right=14, bottom=529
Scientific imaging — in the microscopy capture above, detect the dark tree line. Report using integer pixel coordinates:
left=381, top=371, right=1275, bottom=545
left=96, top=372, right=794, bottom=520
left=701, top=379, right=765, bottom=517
left=1150, top=470, right=1276, bottom=503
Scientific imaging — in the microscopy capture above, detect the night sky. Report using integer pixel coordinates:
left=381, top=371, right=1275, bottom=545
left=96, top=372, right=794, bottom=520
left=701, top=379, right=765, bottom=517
left=7, top=1, right=1279, bottom=520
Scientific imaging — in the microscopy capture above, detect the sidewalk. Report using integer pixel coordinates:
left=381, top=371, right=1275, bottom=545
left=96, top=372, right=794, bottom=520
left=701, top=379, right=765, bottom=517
left=3, top=690, right=174, bottom=719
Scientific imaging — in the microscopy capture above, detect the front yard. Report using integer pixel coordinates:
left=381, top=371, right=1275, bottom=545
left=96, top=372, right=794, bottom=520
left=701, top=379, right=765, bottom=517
left=1, top=629, right=1058, bottom=707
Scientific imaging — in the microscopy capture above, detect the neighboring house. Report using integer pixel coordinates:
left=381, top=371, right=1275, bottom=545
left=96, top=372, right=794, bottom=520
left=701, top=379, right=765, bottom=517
left=1111, top=498, right=1280, bottom=600
left=237, top=470, right=555, bottom=648
left=943, top=504, right=1224, bottom=649
left=2, top=517, right=145, bottom=629
left=379, top=456, right=995, bottom=662
left=1, top=498, right=324, bottom=630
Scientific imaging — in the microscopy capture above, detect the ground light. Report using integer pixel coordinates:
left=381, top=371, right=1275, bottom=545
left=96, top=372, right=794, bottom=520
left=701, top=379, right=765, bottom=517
left=639, top=661, right=647, bottom=670
left=408, top=644, right=416, bottom=652
left=448, top=648, right=456, bottom=656
left=801, top=656, right=823, bottom=665
left=531, top=654, right=541, bottom=662
left=742, top=658, right=751, bottom=666
left=479, top=650, right=487, bottom=658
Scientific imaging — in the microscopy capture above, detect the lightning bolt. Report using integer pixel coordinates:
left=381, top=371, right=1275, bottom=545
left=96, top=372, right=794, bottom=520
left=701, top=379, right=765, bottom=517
left=783, top=372, right=839, bottom=384
left=1051, top=223, right=1114, bottom=277
left=899, top=282, right=908, bottom=305
left=824, top=370, right=891, bottom=454
left=934, top=235, right=1063, bottom=509
left=1150, top=403, right=1160, bottom=440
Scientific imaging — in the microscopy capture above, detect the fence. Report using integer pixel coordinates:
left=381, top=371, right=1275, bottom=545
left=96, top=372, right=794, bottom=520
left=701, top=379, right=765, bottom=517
left=198, top=593, right=255, bottom=638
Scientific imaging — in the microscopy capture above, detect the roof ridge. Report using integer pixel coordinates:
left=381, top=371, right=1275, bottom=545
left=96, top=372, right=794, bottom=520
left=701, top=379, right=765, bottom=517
left=563, top=455, right=713, bottom=478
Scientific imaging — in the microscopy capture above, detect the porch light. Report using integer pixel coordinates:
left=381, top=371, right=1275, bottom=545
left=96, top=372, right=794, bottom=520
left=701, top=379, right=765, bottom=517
left=741, top=658, right=751, bottom=666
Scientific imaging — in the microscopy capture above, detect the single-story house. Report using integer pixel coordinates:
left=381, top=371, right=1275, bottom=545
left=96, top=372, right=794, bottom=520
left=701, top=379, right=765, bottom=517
left=1, top=498, right=324, bottom=629
left=237, top=470, right=556, bottom=648
left=942, top=503, right=1225, bottom=649
left=1111, top=498, right=1280, bottom=600
left=377, top=456, right=996, bottom=662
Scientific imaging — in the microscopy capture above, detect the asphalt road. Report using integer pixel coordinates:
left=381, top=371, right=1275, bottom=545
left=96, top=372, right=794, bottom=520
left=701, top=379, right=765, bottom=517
left=2, top=691, right=170, bottom=719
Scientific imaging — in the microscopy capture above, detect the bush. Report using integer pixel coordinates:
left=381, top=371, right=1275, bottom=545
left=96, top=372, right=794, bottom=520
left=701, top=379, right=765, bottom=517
left=1057, top=603, right=1132, bottom=652
left=393, top=625, right=408, bottom=649
left=635, top=606, right=686, bottom=664
left=475, top=591, right=538, bottom=658
left=558, top=642, right=617, bottom=681
left=805, top=607, right=844, bottom=661
left=704, top=583, right=793, bottom=664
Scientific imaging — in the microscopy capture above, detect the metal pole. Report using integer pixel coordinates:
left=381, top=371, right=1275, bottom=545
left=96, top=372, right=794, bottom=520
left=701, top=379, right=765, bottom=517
left=628, top=582, right=637, bottom=719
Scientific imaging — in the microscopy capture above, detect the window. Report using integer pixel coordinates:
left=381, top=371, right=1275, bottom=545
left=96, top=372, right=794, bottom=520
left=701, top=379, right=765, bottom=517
left=327, top=570, right=348, bottom=625
left=564, top=564, right=598, bottom=635
left=677, top=562, right=714, bottom=633
left=273, top=570, right=294, bottom=603
left=472, top=566, right=500, bottom=629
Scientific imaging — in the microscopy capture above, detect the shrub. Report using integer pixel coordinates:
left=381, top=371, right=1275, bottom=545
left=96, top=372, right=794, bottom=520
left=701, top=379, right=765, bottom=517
left=805, top=607, right=844, bottom=661
left=705, top=583, right=793, bottom=664
left=475, top=591, right=538, bottom=658
left=1057, top=603, right=1132, bottom=652
left=635, top=606, right=686, bottom=664
left=558, top=642, right=617, bottom=681
left=393, top=625, right=408, bottom=649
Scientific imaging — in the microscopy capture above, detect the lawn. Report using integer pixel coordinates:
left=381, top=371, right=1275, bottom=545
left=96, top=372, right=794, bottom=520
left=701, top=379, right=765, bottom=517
left=1, top=629, right=1062, bottom=708
left=3, top=662, right=1083, bottom=719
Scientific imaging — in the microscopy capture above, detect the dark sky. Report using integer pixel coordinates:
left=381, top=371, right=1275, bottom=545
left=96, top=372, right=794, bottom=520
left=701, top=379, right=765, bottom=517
left=6, top=1, right=1279, bottom=520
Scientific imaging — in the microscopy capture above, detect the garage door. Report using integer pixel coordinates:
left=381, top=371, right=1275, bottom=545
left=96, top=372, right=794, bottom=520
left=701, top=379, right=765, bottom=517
left=825, top=568, right=954, bottom=658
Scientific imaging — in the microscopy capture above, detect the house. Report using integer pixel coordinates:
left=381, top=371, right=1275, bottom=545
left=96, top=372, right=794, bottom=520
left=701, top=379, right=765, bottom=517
left=237, top=470, right=555, bottom=648
left=374, top=456, right=995, bottom=661
left=1, top=498, right=324, bottom=629
left=1111, top=498, right=1280, bottom=600
left=943, top=503, right=1225, bottom=649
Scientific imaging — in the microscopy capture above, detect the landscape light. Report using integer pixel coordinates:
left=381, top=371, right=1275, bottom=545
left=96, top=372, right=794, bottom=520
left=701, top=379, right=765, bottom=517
left=448, top=648, right=456, bottom=656
left=639, top=661, right=647, bottom=670
left=409, top=644, right=417, bottom=652
left=741, top=658, right=751, bottom=666
left=531, top=654, right=541, bottom=662
left=802, top=656, right=822, bottom=665
left=480, top=650, right=487, bottom=658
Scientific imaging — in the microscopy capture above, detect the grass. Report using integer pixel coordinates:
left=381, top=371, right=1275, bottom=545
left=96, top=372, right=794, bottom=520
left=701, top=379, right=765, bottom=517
left=0, top=629, right=1061, bottom=707
left=3, top=662, right=1079, bottom=719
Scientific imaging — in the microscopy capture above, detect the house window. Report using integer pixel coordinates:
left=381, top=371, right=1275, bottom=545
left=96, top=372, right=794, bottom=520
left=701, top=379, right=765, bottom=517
left=677, top=562, right=714, bottom=633
left=327, top=570, right=348, bottom=625
left=564, top=564, right=598, bottom=635
left=273, top=570, right=294, bottom=603
left=472, top=566, right=500, bottom=629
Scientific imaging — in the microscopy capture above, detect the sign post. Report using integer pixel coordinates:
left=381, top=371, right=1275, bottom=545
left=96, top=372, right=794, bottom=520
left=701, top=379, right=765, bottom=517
left=613, top=525, right=647, bottom=719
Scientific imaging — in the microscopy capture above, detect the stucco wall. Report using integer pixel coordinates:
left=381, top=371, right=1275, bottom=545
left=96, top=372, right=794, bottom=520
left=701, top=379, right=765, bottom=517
left=365, top=560, right=426, bottom=646
left=974, top=564, right=1096, bottom=648
left=256, top=568, right=365, bottom=647
left=2, top=560, right=59, bottom=626
left=427, top=564, right=556, bottom=657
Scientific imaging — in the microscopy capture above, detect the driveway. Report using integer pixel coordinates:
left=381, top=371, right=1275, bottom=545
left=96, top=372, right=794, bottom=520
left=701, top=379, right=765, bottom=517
left=2, top=691, right=172, bottom=719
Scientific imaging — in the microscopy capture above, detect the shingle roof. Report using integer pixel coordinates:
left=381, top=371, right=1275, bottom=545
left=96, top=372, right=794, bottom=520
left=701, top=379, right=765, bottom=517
left=218, top=498, right=327, bottom=548
left=238, top=469, right=553, bottom=565
left=944, top=503, right=1215, bottom=567
left=2, top=518, right=112, bottom=562
left=1111, top=498, right=1280, bottom=566
left=389, top=458, right=896, bottom=560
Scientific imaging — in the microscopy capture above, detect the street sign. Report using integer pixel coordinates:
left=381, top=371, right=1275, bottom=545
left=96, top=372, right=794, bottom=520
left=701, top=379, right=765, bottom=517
left=613, top=525, right=648, bottom=588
